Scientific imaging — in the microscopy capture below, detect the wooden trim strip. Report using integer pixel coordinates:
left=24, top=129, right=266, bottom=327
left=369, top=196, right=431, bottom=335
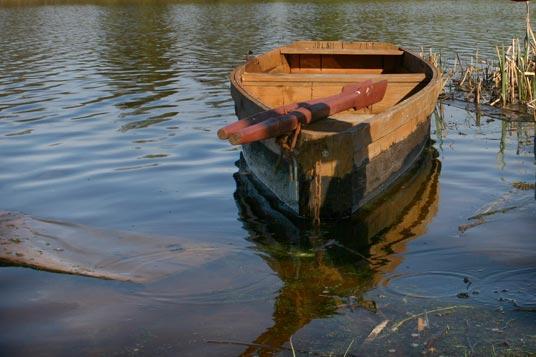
left=242, top=72, right=426, bottom=83
left=280, top=47, right=404, bottom=55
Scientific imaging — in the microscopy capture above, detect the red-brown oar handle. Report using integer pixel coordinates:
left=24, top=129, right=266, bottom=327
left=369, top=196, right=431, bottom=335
left=229, top=112, right=301, bottom=145
left=217, top=103, right=300, bottom=139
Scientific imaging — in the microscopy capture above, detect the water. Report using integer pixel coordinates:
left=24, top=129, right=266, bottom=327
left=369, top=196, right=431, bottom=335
left=0, top=0, right=535, bottom=355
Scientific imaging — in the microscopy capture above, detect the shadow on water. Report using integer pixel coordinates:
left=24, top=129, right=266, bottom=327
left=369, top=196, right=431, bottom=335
left=232, top=146, right=441, bottom=354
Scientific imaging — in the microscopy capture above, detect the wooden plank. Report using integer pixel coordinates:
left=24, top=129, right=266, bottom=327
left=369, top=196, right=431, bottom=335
left=320, top=54, right=386, bottom=73
left=299, top=54, right=321, bottom=73
left=281, top=47, right=403, bottom=56
left=327, top=54, right=383, bottom=70
left=242, top=85, right=285, bottom=108
left=283, top=85, right=313, bottom=104
left=288, top=55, right=300, bottom=72
left=242, top=81, right=313, bottom=87
left=342, top=42, right=398, bottom=50
left=298, top=68, right=385, bottom=74
left=296, top=40, right=344, bottom=50
left=242, top=72, right=426, bottom=83
left=311, top=84, right=342, bottom=99
left=245, top=48, right=284, bottom=73
left=242, top=81, right=423, bottom=115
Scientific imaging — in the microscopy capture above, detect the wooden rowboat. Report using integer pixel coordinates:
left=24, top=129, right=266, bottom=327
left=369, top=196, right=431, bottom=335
left=229, top=41, right=441, bottom=221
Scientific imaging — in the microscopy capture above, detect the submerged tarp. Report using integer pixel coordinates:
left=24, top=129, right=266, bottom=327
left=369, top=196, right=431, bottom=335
left=0, top=211, right=232, bottom=283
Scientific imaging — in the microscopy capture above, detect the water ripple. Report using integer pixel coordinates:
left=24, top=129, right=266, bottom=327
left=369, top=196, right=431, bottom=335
left=380, top=271, right=477, bottom=299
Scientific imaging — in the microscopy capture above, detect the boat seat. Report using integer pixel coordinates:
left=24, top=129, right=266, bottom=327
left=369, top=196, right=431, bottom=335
left=302, top=113, right=376, bottom=137
left=280, top=47, right=404, bottom=56
left=241, top=72, right=427, bottom=84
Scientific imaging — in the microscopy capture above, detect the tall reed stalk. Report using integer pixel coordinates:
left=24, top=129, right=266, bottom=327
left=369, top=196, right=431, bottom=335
left=419, top=2, right=536, bottom=117
left=495, top=1, right=536, bottom=110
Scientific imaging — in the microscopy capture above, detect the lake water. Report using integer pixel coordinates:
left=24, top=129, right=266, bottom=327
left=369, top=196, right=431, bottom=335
left=0, top=0, right=535, bottom=355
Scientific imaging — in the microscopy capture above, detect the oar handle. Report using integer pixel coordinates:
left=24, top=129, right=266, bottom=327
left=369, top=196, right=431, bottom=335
left=217, top=103, right=299, bottom=139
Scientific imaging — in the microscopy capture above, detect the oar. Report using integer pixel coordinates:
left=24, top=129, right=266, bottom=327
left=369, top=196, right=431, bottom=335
left=225, top=80, right=387, bottom=145
left=217, top=103, right=300, bottom=140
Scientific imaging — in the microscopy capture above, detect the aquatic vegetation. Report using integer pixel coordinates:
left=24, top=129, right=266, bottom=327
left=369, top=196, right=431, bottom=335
left=424, top=1, right=536, bottom=117
left=495, top=37, right=536, bottom=109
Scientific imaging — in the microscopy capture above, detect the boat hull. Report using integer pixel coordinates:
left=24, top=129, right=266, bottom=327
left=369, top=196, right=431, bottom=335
left=230, top=42, right=441, bottom=220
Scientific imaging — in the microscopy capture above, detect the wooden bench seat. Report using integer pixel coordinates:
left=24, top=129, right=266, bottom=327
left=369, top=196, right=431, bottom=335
left=280, top=47, right=404, bottom=56
left=241, top=72, right=427, bottom=84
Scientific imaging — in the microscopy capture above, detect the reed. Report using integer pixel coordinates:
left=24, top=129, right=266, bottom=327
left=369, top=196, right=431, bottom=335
left=492, top=1, right=535, bottom=111
left=423, top=49, right=495, bottom=105
left=422, top=1, right=536, bottom=117
left=495, top=35, right=536, bottom=109
left=420, top=48, right=453, bottom=93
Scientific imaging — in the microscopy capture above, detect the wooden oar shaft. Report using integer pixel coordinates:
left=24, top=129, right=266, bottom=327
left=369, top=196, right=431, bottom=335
left=229, top=80, right=387, bottom=145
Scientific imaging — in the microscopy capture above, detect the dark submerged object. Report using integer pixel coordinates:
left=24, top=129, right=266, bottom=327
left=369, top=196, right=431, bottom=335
left=229, top=41, right=441, bottom=220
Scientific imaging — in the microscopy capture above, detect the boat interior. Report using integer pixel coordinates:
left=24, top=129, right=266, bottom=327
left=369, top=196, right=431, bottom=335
left=237, top=41, right=433, bottom=134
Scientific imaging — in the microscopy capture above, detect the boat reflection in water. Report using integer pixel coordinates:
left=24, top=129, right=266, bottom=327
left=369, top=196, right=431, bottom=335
left=232, top=146, right=441, bottom=354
